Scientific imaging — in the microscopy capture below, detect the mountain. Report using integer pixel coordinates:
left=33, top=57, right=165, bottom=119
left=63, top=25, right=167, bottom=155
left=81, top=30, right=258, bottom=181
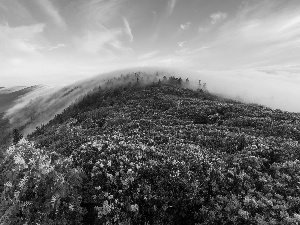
left=1, top=72, right=300, bottom=224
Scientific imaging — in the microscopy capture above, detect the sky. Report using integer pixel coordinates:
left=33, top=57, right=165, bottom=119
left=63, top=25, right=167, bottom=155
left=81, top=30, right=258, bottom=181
left=1, top=0, right=300, bottom=99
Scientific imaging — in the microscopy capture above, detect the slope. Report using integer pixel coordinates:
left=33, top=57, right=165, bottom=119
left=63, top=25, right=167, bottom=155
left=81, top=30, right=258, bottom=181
left=1, top=74, right=300, bottom=224
left=0, top=86, right=38, bottom=114
left=0, top=86, right=40, bottom=147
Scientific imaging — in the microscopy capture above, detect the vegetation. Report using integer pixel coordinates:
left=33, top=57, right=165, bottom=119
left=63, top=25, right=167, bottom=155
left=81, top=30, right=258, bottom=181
left=1, top=72, right=300, bottom=224
left=0, top=86, right=39, bottom=147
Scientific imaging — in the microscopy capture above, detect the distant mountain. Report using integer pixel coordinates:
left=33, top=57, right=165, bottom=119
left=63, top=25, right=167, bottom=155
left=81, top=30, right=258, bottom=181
left=0, top=86, right=28, bottom=94
left=0, top=86, right=39, bottom=113
left=1, top=71, right=300, bottom=224
left=0, top=86, right=40, bottom=146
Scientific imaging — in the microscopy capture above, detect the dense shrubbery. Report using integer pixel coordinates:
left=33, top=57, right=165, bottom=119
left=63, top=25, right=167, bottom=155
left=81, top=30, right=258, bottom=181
left=1, top=77, right=300, bottom=224
left=0, top=139, right=84, bottom=224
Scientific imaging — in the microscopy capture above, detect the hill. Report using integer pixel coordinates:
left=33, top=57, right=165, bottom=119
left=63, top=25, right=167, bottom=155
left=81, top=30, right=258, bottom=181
left=1, top=72, right=300, bottom=224
left=0, top=86, right=39, bottom=114
left=0, top=86, right=41, bottom=146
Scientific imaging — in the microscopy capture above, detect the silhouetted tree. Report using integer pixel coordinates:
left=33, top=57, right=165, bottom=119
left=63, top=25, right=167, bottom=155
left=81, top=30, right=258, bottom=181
left=163, top=76, right=167, bottom=83
left=13, top=129, right=23, bottom=144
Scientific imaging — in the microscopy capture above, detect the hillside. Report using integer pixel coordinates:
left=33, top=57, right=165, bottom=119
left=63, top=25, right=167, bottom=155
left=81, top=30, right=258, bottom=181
left=0, top=86, right=40, bottom=146
left=1, top=74, right=300, bottom=224
left=0, top=86, right=39, bottom=114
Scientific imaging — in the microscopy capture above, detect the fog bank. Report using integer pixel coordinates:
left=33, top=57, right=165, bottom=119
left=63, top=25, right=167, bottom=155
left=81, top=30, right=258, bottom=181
left=4, top=67, right=300, bottom=137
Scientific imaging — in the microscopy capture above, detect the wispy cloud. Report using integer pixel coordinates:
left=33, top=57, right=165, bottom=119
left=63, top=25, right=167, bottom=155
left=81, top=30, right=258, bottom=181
left=47, top=44, right=67, bottom=51
left=209, top=2, right=300, bottom=69
left=73, top=27, right=120, bottom=54
left=166, top=0, right=177, bottom=17
left=72, top=0, right=132, bottom=57
left=210, top=12, right=227, bottom=24
left=0, top=23, right=44, bottom=54
left=180, top=22, right=191, bottom=30
left=177, top=41, right=186, bottom=48
left=73, top=25, right=133, bottom=58
left=137, top=50, right=160, bottom=60
left=175, top=46, right=209, bottom=55
left=82, top=0, right=123, bottom=26
left=123, top=17, right=134, bottom=42
left=0, top=1, right=8, bottom=11
left=33, top=0, right=66, bottom=28
left=178, top=1, right=300, bottom=71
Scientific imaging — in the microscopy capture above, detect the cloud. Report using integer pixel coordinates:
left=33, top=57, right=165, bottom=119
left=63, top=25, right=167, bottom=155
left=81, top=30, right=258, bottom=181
left=33, top=0, right=66, bottom=28
left=175, top=46, right=209, bottom=55
left=177, top=41, right=186, bottom=48
left=0, top=23, right=44, bottom=55
left=81, top=0, right=123, bottom=26
left=123, top=17, right=134, bottom=42
left=71, top=0, right=133, bottom=57
left=47, top=44, right=67, bottom=51
left=73, top=28, right=120, bottom=54
left=210, top=12, right=227, bottom=24
left=73, top=24, right=133, bottom=57
left=174, top=1, right=300, bottom=72
left=180, top=22, right=191, bottom=30
left=0, top=1, right=8, bottom=11
left=198, top=27, right=209, bottom=33
left=137, top=50, right=160, bottom=60
left=166, top=0, right=177, bottom=16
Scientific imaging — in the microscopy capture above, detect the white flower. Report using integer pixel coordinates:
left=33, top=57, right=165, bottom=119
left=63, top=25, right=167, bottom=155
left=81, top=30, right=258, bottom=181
left=18, top=175, right=28, bottom=189
left=51, top=195, right=59, bottom=208
left=13, top=154, right=26, bottom=167
left=14, top=191, right=20, bottom=200
left=238, top=209, right=249, bottom=219
left=108, top=195, right=113, bottom=200
left=294, top=213, right=300, bottom=222
left=130, top=204, right=139, bottom=212
left=6, top=146, right=15, bottom=156
left=69, top=204, right=74, bottom=211
left=95, top=200, right=112, bottom=218
left=4, top=181, right=13, bottom=188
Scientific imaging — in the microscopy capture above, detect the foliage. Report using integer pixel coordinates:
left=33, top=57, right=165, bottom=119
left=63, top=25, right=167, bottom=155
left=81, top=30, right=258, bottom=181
left=0, top=139, right=84, bottom=224
left=1, top=74, right=300, bottom=224
left=12, top=129, right=23, bottom=145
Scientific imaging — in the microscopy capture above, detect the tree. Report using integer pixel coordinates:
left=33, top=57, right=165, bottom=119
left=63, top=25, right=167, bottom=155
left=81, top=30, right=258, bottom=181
left=12, top=128, right=23, bottom=144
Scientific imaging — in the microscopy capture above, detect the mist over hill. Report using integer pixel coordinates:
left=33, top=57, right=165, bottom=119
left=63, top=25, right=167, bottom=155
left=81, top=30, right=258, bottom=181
left=1, top=68, right=300, bottom=148
left=1, top=68, right=299, bottom=139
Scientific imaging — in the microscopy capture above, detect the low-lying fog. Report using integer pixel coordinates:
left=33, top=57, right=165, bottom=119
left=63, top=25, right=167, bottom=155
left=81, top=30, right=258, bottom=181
left=3, top=67, right=300, bottom=136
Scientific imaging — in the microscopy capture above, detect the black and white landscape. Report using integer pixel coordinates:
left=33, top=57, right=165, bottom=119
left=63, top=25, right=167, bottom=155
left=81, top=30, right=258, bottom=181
left=1, top=1, right=300, bottom=224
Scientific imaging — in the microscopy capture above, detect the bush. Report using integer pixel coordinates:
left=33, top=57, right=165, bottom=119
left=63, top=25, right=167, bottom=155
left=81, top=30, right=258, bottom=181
left=0, top=139, right=84, bottom=225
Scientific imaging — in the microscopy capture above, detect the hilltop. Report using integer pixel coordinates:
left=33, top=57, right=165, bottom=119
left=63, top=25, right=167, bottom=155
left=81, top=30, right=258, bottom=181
left=1, top=72, right=300, bottom=224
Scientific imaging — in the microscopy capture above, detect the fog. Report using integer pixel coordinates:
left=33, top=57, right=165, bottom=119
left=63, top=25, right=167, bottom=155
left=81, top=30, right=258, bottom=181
left=4, top=68, right=166, bottom=136
left=188, top=69, right=300, bottom=113
left=3, top=67, right=300, bottom=137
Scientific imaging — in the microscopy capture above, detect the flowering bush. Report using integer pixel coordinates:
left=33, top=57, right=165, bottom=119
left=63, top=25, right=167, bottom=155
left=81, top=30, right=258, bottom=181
left=0, top=139, right=84, bottom=225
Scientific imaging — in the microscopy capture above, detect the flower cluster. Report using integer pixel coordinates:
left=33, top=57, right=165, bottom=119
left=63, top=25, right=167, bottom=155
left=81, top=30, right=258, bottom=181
left=0, top=139, right=84, bottom=224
